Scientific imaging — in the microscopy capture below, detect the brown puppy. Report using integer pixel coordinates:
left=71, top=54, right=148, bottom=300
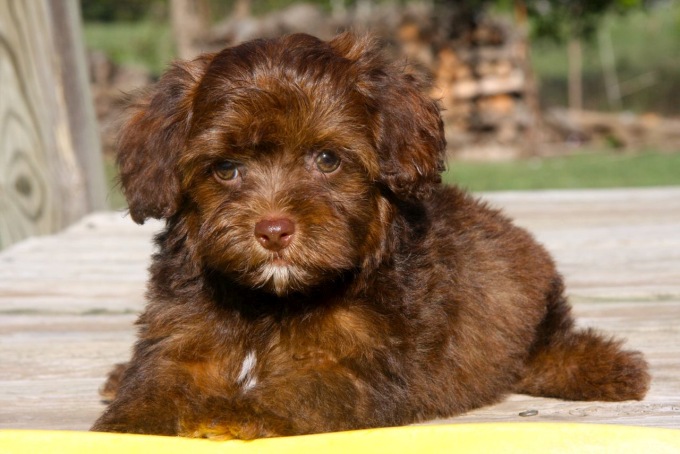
left=92, top=33, right=649, bottom=439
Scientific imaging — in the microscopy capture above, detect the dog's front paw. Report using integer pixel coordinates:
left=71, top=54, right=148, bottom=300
left=180, top=419, right=283, bottom=440
left=179, top=422, right=235, bottom=440
left=179, top=403, right=296, bottom=440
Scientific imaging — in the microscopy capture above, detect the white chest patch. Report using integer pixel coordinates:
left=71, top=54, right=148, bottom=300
left=236, top=350, right=258, bottom=391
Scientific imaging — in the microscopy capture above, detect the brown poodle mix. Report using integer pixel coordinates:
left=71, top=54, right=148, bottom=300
left=92, top=33, right=649, bottom=439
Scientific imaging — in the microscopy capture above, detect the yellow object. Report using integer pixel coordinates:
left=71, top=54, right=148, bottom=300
left=1, top=423, right=680, bottom=454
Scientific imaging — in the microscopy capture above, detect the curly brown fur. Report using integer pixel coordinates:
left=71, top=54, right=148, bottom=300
left=92, top=33, right=649, bottom=439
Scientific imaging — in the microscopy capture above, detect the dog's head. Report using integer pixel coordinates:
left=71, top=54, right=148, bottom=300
left=117, top=33, right=445, bottom=295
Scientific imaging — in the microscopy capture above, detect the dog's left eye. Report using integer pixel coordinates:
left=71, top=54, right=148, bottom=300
left=213, top=161, right=240, bottom=181
left=315, top=151, right=341, bottom=173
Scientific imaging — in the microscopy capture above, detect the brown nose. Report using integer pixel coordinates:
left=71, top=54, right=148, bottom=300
left=254, top=218, right=296, bottom=251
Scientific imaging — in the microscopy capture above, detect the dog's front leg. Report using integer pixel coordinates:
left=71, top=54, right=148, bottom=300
left=180, top=354, right=407, bottom=439
left=91, top=364, right=182, bottom=435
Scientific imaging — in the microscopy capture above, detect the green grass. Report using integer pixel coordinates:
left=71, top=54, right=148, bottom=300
left=443, top=150, right=680, bottom=192
left=84, top=21, right=175, bottom=76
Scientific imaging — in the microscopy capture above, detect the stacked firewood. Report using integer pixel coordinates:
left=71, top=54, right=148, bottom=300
left=391, top=10, right=536, bottom=160
left=545, top=108, right=680, bottom=150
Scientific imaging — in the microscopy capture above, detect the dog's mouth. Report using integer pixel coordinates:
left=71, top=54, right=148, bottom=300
left=254, top=246, right=342, bottom=295
left=212, top=226, right=353, bottom=295
left=269, top=253, right=289, bottom=267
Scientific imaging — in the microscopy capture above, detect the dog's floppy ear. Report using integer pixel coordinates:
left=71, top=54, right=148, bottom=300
left=373, top=70, right=446, bottom=199
left=331, top=33, right=446, bottom=199
left=117, top=54, right=213, bottom=224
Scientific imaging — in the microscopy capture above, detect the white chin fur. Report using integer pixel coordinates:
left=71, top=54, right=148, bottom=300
left=256, top=263, right=305, bottom=295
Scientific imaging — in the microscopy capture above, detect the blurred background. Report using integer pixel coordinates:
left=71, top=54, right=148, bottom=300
left=1, top=0, right=679, bottom=249
left=81, top=0, right=680, bottom=204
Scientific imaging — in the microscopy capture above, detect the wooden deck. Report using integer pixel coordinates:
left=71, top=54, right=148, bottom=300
left=1, top=187, right=679, bottom=430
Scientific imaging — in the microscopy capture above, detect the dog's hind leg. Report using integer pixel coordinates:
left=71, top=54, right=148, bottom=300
left=514, top=278, right=650, bottom=401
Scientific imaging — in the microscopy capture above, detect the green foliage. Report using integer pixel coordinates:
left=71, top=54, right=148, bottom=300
left=442, top=150, right=680, bottom=192
left=526, top=0, right=647, bottom=41
left=80, top=0, right=342, bottom=22
left=81, top=0, right=167, bottom=22
left=531, top=3, right=680, bottom=114
left=436, top=0, right=649, bottom=42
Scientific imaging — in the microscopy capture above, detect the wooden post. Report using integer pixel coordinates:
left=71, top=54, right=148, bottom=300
left=0, top=0, right=107, bottom=250
left=170, top=0, right=211, bottom=60
left=598, top=21, right=622, bottom=110
left=514, top=0, right=542, bottom=156
left=567, top=36, right=583, bottom=115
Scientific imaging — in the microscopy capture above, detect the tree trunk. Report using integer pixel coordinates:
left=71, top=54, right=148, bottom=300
left=568, top=36, right=583, bottom=115
left=170, top=0, right=211, bottom=60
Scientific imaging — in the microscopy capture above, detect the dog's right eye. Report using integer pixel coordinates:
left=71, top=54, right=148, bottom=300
left=213, top=161, right=240, bottom=181
left=315, top=150, right=341, bottom=173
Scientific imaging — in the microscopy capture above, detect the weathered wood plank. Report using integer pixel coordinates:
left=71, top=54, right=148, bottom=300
left=485, top=188, right=680, bottom=302
left=0, top=212, right=155, bottom=314
left=0, top=314, right=135, bottom=428
left=0, top=0, right=106, bottom=250
left=0, top=188, right=679, bottom=429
